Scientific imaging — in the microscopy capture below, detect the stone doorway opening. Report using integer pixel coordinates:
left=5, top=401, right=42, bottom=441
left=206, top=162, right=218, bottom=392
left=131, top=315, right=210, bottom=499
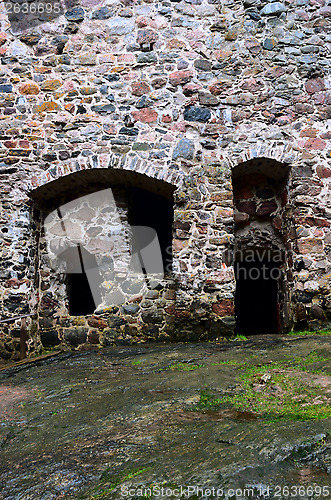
left=235, top=254, right=281, bottom=335
left=232, top=158, right=292, bottom=335
left=65, top=247, right=102, bottom=316
left=31, top=169, right=175, bottom=320
left=127, top=187, right=174, bottom=273
left=67, top=273, right=96, bottom=316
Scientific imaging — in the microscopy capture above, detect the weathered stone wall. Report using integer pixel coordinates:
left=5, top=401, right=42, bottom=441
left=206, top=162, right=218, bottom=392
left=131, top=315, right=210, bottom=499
left=0, top=0, right=330, bottom=358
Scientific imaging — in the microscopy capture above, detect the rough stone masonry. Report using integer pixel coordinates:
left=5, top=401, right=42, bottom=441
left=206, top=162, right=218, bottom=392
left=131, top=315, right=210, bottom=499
left=0, top=0, right=330, bottom=360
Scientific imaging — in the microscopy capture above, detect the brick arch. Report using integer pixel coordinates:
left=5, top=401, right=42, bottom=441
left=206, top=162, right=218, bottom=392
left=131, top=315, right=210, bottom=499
left=222, top=144, right=299, bottom=173
left=28, top=153, right=186, bottom=200
left=231, top=157, right=290, bottom=181
left=219, top=123, right=300, bottom=173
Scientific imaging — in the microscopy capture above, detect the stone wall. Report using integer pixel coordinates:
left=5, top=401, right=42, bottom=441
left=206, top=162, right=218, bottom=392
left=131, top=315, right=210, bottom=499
left=0, top=0, right=330, bottom=359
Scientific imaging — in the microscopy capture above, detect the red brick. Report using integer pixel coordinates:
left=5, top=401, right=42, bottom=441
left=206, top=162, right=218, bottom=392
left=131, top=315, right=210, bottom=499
left=131, top=81, right=150, bottom=96
left=242, top=173, right=267, bottom=185
left=245, top=38, right=261, bottom=55
left=132, top=108, right=158, bottom=123
left=209, top=81, right=232, bottom=96
left=212, top=300, right=235, bottom=316
left=304, top=138, right=326, bottom=150
left=87, top=317, right=107, bottom=329
left=256, top=200, right=278, bottom=216
left=241, top=78, right=264, bottom=93
left=88, top=330, right=100, bottom=344
left=299, top=128, right=318, bottom=138
left=136, top=16, right=148, bottom=28
left=316, top=165, right=331, bottom=178
left=169, top=70, right=193, bottom=87
left=305, top=78, right=325, bottom=94
left=236, top=200, right=256, bottom=215
left=4, top=140, right=16, bottom=148
left=233, top=185, right=254, bottom=200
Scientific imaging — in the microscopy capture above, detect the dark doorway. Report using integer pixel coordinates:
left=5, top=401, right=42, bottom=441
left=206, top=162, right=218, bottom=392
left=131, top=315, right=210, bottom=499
left=67, top=272, right=96, bottom=316
left=64, top=246, right=102, bottom=316
left=235, top=259, right=279, bottom=335
left=127, top=187, right=174, bottom=273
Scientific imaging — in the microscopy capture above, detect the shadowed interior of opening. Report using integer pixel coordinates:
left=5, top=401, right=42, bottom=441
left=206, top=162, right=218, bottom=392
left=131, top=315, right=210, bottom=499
left=235, top=259, right=279, bottom=335
left=67, top=273, right=96, bottom=316
left=127, top=187, right=174, bottom=273
left=231, top=158, right=290, bottom=335
left=66, top=247, right=102, bottom=316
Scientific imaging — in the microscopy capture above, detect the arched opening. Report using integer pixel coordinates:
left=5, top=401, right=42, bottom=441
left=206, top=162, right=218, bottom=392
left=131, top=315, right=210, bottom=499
left=31, top=169, right=175, bottom=317
left=232, top=158, right=291, bottom=335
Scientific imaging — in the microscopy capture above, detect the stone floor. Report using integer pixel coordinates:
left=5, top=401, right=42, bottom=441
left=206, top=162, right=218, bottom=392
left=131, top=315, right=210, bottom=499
left=0, top=335, right=330, bottom=499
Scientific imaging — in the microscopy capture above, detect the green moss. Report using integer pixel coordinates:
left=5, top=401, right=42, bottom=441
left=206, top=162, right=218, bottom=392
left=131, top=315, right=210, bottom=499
left=78, top=466, right=151, bottom=499
left=165, top=362, right=204, bottom=371
left=288, top=330, right=331, bottom=337
left=40, top=348, right=60, bottom=356
left=211, top=360, right=246, bottom=367
left=193, top=351, right=331, bottom=421
left=232, top=335, right=248, bottom=341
